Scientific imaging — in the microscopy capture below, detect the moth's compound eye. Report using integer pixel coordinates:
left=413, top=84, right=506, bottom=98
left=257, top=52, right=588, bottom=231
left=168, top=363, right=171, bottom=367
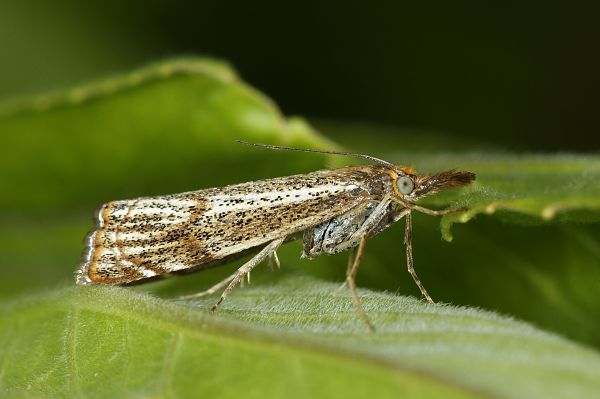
left=397, top=176, right=414, bottom=195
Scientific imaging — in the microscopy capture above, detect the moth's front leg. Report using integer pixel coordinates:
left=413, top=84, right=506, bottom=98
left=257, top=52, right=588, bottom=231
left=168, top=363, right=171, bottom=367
left=404, top=211, right=434, bottom=303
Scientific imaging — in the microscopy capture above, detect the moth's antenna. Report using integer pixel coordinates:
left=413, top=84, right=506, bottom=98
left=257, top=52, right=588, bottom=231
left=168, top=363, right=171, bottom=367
left=236, top=140, right=395, bottom=168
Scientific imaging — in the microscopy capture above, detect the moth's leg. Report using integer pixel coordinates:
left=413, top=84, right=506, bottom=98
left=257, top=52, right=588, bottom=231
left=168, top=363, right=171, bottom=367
left=346, top=195, right=392, bottom=242
left=346, top=246, right=356, bottom=276
left=305, top=204, right=370, bottom=259
left=346, top=236, right=376, bottom=332
left=212, top=237, right=285, bottom=311
left=328, top=195, right=392, bottom=254
left=179, top=274, right=235, bottom=300
left=335, top=247, right=355, bottom=292
left=410, top=204, right=467, bottom=216
left=404, top=212, right=434, bottom=303
left=267, top=250, right=281, bottom=270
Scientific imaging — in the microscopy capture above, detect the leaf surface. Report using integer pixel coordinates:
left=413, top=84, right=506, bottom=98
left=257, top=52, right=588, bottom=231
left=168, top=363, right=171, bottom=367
left=2, top=276, right=600, bottom=399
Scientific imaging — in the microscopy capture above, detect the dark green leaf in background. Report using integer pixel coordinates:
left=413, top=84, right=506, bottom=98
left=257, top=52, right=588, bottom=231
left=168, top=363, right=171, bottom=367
left=1, top=58, right=600, bottom=398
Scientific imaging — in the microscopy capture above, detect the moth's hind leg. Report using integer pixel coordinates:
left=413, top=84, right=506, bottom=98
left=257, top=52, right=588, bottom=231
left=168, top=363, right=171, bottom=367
left=178, top=274, right=236, bottom=300
left=211, top=237, right=285, bottom=311
left=267, top=250, right=281, bottom=270
left=179, top=238, right=285, bottom=306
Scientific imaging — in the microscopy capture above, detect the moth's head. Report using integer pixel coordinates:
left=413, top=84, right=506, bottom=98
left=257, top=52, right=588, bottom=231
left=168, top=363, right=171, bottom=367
left=392, top=167, right=476, bottom=203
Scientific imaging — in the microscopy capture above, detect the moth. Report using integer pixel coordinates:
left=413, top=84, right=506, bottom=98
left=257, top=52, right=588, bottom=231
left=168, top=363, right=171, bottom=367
left=77, top=142, right=475, bottom=330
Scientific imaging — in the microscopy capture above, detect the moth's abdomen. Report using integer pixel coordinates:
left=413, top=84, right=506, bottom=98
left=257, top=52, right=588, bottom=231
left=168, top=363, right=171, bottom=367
left=76, top=197, right=210, bottom=285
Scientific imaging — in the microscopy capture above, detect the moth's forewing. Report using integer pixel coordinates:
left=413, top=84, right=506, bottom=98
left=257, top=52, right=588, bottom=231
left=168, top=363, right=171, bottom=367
left=77, top=166, right=395, bottom=285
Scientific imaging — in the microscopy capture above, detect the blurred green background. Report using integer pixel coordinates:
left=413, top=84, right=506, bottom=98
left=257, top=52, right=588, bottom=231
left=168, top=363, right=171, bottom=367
left=1, top=0, right=599, bottom=151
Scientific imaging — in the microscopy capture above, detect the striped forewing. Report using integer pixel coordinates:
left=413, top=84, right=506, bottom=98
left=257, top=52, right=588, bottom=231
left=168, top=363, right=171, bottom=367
left=77, top=165, right=392, bottom=285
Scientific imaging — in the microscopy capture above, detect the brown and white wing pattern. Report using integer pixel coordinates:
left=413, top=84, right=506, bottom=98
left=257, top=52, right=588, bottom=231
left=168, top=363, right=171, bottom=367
left=76, top=165, right=394, bottom=285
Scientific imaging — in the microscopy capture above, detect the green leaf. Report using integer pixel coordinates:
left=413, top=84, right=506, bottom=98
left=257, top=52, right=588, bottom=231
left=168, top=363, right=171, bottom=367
left=431, top=154, right=600, bottom=241
left=2, top=57, right=600, bottom=398
left=2, top=276, right=600, bottom=399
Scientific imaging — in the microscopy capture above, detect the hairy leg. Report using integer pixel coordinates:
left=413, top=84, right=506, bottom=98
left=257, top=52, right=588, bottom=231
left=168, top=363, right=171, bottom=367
left=178, top=239, right=285, bottom=307
left=211, top=238, right=285, bottom=311
left=179, top=274, right=236, bottom=300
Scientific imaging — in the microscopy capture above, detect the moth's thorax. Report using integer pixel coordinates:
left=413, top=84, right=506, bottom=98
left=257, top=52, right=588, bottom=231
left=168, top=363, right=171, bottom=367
left=331, top=164, right=397, bottom=199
